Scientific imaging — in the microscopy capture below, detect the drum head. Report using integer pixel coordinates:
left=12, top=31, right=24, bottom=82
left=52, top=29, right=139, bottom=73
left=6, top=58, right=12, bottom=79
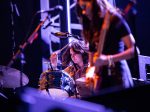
left=40, top=88, right=69, bottom=100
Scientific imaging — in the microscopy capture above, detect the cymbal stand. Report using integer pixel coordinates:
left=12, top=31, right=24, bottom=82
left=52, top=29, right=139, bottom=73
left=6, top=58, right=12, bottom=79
left=45, top=72, right=51, bottom=97
left=49, top=57, right=54, bottom=71
left=19, top=47, right=25, bottom=87
left=7, top=15, right=49, bottom=87
left=10, top=0, right=20, bottom=56
left=73, top=76, right=78, bottom=99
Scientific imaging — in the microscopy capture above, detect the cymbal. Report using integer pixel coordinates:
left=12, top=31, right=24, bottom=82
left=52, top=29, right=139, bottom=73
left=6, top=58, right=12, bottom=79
left=0, top=65, right=29, bottom=88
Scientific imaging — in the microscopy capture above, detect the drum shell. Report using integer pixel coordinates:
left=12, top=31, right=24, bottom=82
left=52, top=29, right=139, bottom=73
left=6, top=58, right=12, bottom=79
left=39, top=70, right=75, bottom=96
left=39, top=70, right=62, bottom=90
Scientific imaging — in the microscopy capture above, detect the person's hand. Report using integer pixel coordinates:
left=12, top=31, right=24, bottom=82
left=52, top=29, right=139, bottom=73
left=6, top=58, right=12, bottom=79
left=94, top=54, right=109, bottom=67
left=49, top=52, right=59, bottom=68
left=50, top=52, right=58, bottom=60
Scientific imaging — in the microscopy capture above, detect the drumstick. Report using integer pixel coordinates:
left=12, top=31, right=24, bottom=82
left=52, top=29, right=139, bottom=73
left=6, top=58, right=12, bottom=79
left=49, top=40, right=77, bottom=68
left=53, top=40, right=76, bottom=55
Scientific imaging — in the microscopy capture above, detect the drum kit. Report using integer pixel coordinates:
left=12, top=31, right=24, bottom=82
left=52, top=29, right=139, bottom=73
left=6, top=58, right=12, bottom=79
left=0, top=64, right=83, bottom=100
left=0, top=64, right=91, bottom=101
left=38, top=69, right=94, bottom=99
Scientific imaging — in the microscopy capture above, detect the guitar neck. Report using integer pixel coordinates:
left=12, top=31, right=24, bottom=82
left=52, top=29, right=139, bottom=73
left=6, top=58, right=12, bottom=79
left=97, top=11, right=111, bottom=57
left=97, top=29, right=108, bottom=56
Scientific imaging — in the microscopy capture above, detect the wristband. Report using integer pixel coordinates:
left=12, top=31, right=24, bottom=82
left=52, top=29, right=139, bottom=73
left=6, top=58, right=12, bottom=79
left=108, top=55, right=114, bottom=67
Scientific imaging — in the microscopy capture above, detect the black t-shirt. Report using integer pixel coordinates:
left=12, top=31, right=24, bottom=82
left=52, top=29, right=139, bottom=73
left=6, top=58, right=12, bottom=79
left=89, top=13, right=131, bottom=54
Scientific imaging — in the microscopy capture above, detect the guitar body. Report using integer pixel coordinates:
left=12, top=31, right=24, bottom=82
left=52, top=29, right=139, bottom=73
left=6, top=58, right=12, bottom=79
left=86, top=66, right=103, bottom=92
left=86, top=52, right=103, bottom=91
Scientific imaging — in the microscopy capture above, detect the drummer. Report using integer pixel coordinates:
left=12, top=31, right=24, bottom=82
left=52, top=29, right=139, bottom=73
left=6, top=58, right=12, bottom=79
left=39, top=41, right=89, bottom=98
left=61, top=41, right=89, bottom=98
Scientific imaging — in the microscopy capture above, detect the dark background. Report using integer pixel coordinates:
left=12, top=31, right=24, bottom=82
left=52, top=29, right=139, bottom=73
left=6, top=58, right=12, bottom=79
left=0, top=0, right=42, bottom=88
left=0, top=0, right=150, bottom=89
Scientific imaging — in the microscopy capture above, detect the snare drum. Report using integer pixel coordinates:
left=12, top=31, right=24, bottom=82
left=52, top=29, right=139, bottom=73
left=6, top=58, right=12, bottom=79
left=39, top=70, right=75, bottom=99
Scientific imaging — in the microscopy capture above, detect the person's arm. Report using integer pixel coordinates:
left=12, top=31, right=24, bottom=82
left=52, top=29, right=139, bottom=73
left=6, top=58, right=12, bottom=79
left=112, top=33, right=135, bottom=62
left=64, top=66, right=75, bottom=77
left=95, top=34, right=135, bottom=67
left=49, top=51, right=59, bottom=70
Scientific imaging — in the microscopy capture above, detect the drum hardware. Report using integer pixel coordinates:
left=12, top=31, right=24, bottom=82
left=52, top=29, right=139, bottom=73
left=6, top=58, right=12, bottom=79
left=10, top=0, right=20, bottom=57
left=45, top=72, right=51, bottom=97
left=49, top=59, right=54, bottom=71
left=72, top=75, right=79, bottom=99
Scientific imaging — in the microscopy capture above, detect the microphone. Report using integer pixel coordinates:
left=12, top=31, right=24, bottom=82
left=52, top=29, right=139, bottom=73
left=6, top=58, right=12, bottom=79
left=51, top=32, right=82, bottom=40
left=51, top=32, right=69, bottom=37
left=36, top=5, right=63, bottom=14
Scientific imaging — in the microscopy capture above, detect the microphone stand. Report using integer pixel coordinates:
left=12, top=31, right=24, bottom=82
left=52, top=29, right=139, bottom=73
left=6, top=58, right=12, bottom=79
left=7, top=15, right=49, bottom=87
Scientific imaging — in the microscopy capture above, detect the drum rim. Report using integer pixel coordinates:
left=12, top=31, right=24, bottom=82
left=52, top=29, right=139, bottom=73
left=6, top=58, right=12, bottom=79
left=40, top=88, right=69, bottom=98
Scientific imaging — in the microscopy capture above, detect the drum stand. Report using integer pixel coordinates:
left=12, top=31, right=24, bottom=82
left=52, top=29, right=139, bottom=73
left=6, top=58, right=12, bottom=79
left=45, top=56, right=53, bottom=97
left=49, top=58, right=54, bottom=71
left=45, top=72, right=51, bottom=97
left=73, top=76, right=79, bottom=99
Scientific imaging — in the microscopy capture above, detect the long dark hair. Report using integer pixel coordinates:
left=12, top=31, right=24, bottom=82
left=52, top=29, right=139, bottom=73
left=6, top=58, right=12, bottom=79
left=75, top=0, right=118, bottom=43
left=76, top=0, right=101, bottom=43
left=62, top=41, right=88, bottom=68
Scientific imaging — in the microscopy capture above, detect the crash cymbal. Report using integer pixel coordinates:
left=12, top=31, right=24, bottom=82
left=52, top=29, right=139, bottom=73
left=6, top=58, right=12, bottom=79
left=0, top=65, right=29, bottom=88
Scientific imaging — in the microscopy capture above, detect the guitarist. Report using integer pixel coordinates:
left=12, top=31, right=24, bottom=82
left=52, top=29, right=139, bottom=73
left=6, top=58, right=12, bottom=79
left=75, top=0, right=136, bottom=93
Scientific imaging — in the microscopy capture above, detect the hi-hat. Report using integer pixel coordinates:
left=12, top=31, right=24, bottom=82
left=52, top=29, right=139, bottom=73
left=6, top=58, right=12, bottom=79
left=0, top=65, right=29, bottom=88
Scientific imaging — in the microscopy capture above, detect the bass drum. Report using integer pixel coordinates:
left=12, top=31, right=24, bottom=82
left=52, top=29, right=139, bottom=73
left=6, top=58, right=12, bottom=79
left=39, top=70, right=75, bottom=99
